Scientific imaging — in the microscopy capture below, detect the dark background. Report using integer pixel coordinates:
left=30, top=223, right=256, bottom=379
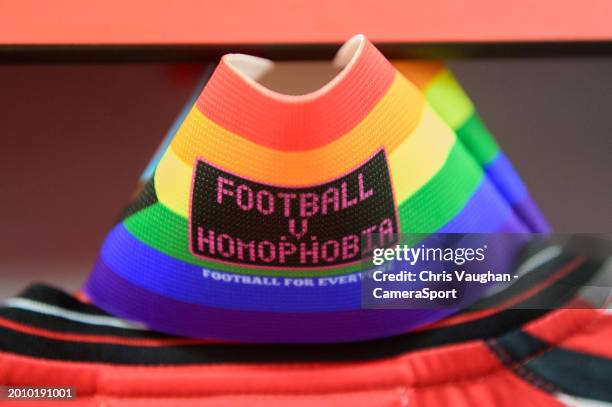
left=0, top=58, right=610, bottom=298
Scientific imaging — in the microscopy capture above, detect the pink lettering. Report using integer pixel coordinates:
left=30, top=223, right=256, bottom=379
left=216, top=176, right=234, bottom=205
left=341, top=182, right=358, bottom=209
left=217, top=233, right=235, bottom=257
left=236, top=238, right=256, bottom=261
left=321, top=187, right=340, bottom=215
left=321, top=240, right=340, bottom=262
left=358, top=173, right=374, bottom=200
left=256, top=190, right=275, bottom=215
left=300, top=236, right=319, bottom=264
left=378, top=218, right=395, bottom=247
left=258, top=241, right=276, bottom=263
left=361, top=225, right=378, bottom=254
left=278, top=237, right=297, bottom=263
left=277, top=192, right=297, bottom=217
left=300, top=192, right=319, bottom=217
left=197, top=227, right=215, bottom=254
left=236, top=184, right=253, bottom=211
left=342, top=235, right=360, bottom=260
left=288, top=218, right=309, bottom=240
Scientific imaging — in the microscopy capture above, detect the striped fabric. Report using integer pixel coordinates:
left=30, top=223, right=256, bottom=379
left=2, top=248, right=611, bottom=406
left=85, top=36, right=550, bottom=342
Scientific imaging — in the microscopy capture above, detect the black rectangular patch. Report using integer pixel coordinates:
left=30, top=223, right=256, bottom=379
left=189, top=150, right=398, bottom=269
